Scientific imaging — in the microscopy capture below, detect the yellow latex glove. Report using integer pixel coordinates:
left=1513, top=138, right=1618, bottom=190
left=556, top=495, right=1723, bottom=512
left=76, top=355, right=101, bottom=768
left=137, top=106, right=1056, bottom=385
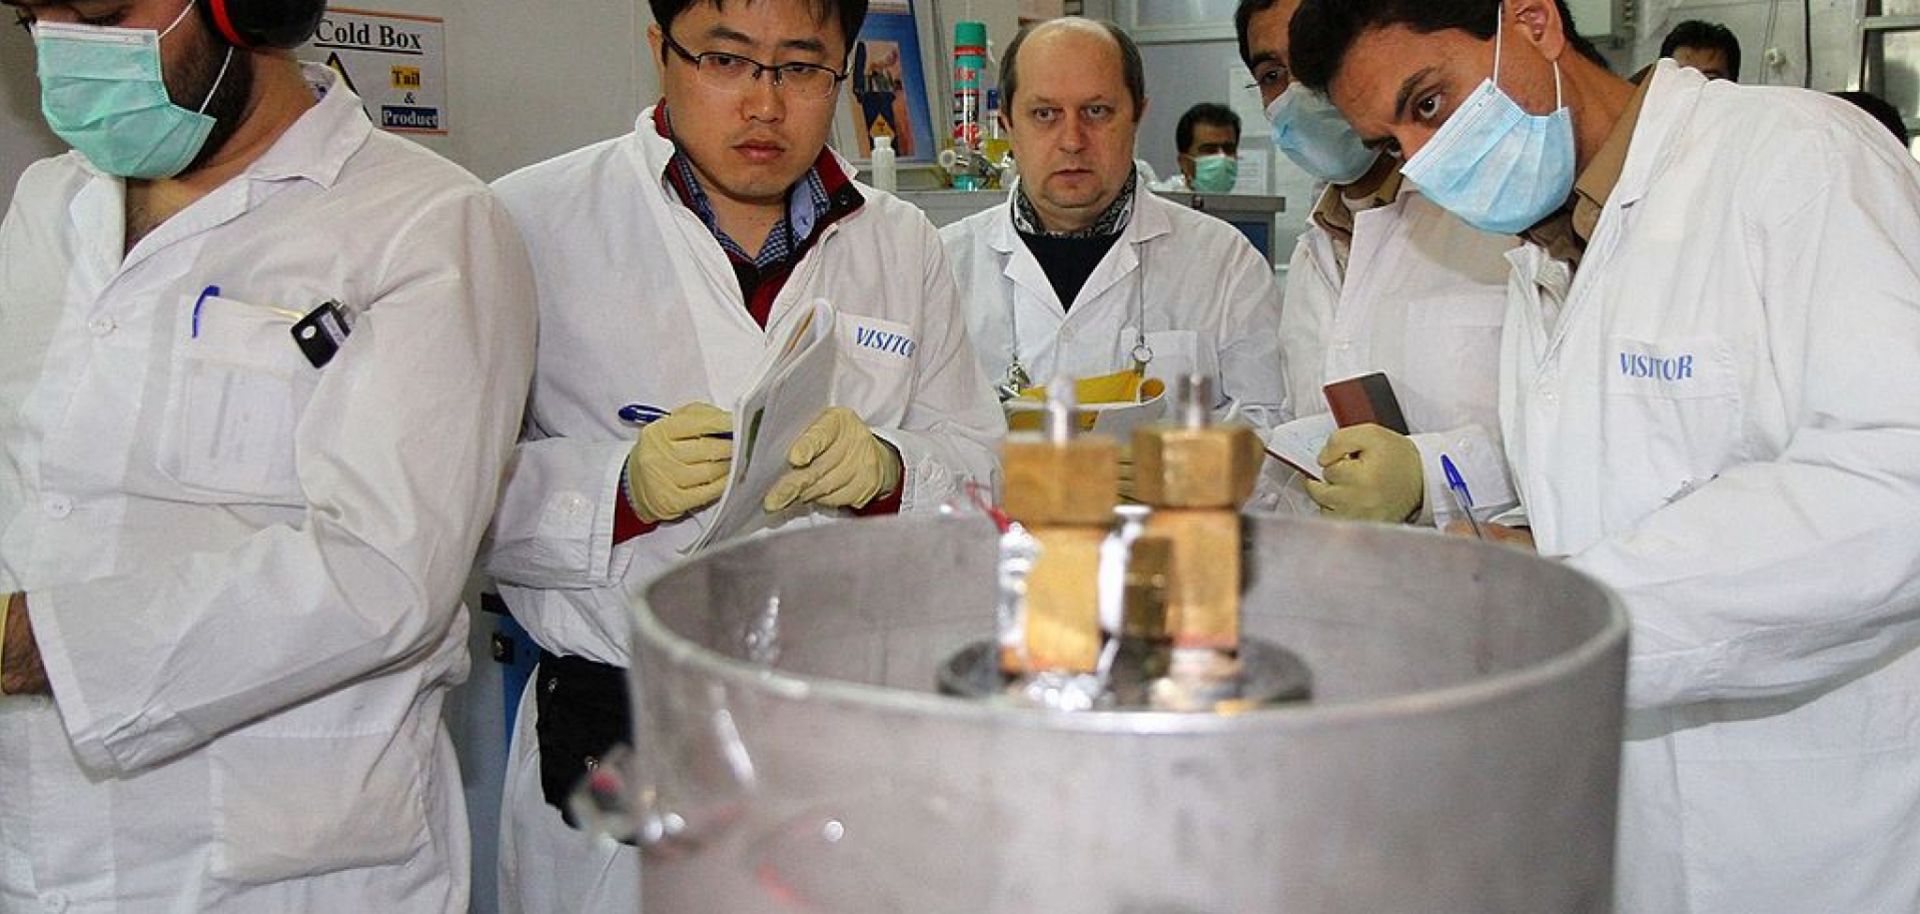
left=624, top=402, right=734, bottom=523
left=764, top=407, right=902, bottom=511
left=1014, top=368, right=1148, bottom=405
left=1303, top=423, right=1424, bottom=523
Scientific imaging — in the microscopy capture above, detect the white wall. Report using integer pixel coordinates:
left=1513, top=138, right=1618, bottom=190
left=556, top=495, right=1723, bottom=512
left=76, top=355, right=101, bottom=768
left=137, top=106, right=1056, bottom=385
left=1, top=28, right=64, bottom=211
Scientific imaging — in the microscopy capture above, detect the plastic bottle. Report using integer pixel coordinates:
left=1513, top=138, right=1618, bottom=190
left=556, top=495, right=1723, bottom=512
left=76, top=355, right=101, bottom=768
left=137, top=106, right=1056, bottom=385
left=951, top=21, right=988, bottom=190
left=871, top=135, right=898, bottom=193
left=983, top=88, right=1010, bottom=168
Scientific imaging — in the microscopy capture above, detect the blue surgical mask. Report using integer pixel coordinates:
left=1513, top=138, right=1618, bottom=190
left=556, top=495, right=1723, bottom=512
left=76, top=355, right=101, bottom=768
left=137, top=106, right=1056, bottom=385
left=34, top=4, right=233, bottom=179
left=1190, top=153, right=1239, bottom=192
left=1398, top=11, right=1575, bottom=235
left=1265, top=83, right=1380, bottom=185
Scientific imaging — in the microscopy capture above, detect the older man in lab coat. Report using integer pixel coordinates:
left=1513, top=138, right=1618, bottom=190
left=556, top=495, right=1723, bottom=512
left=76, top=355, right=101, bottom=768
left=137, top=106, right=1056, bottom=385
left=1295, top=0, right=1920, bottom=909
left=0, top=0, right=536, bottom=910
left=481, top=0, right=1003, bottom=908
left=941, top=18, right=1287, bottom=463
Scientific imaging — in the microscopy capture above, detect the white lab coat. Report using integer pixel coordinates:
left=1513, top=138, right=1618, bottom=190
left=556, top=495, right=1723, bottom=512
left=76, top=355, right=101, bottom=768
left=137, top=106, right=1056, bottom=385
left=939, top=178, right=1287, bottom=447
left=1148, top=173, right=1191, bottom=192
left=1502, top=62, right=1920, bottom=912
left=0, top=66, right=536, bottom=913
left=1282, top=186, right=1518, bottom=526
left=483, top=108, right=1003, bottom=914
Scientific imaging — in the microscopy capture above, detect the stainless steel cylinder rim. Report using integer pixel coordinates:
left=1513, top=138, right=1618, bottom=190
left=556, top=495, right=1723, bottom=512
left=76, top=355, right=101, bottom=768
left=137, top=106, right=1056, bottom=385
left=634, top=515, right=1630, bottom=736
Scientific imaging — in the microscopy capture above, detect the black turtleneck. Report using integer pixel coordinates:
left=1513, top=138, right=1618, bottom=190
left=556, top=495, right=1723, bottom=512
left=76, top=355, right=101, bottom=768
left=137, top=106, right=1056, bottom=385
left=1015, top=230, right=1121, bottom=312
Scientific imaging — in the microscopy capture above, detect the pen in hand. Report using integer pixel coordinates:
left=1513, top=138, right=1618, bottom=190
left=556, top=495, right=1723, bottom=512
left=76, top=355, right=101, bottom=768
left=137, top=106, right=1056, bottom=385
left=619, top=403, right=733, bottom=439
left=1440, top=454, right=1484, bottom=540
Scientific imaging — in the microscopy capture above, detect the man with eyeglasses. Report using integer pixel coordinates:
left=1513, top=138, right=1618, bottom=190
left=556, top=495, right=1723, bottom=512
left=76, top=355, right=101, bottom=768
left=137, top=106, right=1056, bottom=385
left=1233, top=0, right=1525, bottom=528
left=481, top=0, right=1003, bottom=909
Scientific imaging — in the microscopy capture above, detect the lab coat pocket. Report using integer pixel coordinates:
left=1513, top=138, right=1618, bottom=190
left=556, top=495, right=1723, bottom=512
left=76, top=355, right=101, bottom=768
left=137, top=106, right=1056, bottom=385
left=1135, top=329, right=1219, bottom=394
left=161, top=294, right=316, bottom=503
left=1602, top=335, right=1742, bottom=499
left=209, top=730, right=430, bottom=884
left=833, top=313, right=915, bottom=427
left=1404, top=292, right=1507, bottom=425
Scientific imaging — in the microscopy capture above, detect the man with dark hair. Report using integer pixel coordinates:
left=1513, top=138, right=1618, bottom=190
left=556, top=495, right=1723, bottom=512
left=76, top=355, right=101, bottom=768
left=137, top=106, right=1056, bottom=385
left=1155, top=102, right=1241, bottom=192
left=484, top=0, right=1003, bottom=908
left=1289, top=0, right=1604, bottom=90
left=1235, top=0, right=1519, bottom=529
left=941, top=17, right=1286, bottom=504
left=0, top=0, right=536, bottom=909
left=1292, top=0, right=1920, bottom=910
left=1661, top=18, right=1741, bottom=81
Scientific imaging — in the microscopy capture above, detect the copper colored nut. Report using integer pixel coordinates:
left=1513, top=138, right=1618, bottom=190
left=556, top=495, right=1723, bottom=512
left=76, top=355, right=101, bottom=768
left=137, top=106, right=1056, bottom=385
left=1132, top=425, right=1262, bottom=508
left=1017, top=526, right=1107, bottom=674
left=1002, top=435, right=1121, bottom=525
left=1149, top=509, right=1241, bottom=651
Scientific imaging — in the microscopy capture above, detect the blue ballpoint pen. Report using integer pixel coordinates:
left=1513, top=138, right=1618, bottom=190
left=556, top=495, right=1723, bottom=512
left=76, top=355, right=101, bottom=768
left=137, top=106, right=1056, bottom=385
left=1439, top=454, right=1484, bottom=540
left=618, top=403, right=671, bottom=424
left=617, top=403, right=733, bottom=439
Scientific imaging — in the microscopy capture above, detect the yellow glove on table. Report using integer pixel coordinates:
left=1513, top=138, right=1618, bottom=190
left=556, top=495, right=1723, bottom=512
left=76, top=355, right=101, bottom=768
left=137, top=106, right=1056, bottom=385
left=764, top=407, right=902, bottom=511
left=624, top=403, right=734, bottom=523
left=1304, top=423, right=1424, bottom=523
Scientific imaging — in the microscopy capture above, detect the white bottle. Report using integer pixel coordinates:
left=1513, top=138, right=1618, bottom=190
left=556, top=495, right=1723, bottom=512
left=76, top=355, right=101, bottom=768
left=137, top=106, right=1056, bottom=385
left=871, top=135, right=898, bottom=193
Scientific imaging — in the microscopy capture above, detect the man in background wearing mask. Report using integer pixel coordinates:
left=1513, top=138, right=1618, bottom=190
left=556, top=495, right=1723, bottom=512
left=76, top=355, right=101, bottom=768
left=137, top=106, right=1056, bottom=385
left=1294, top=0, right=1920, bottom=909
left=942, top=17, right=1286, bottom=503
left=482, top=0, right=1002, bottom=907
left=1151, top=102, right=1241, bottom=192
left=1236, top=0, right=1525, bottom=528
left=0, top=0, right=536, bottom=910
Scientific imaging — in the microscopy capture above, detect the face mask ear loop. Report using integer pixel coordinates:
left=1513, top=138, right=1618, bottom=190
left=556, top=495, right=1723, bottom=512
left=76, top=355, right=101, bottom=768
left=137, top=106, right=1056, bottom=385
left=1492, top=3, right=1506, bottom=88
left=1551, top=57, right=1564, bottom=109
left=197, top=46, right=234, bottom=114
left=158, top=2, right=196, bottom=39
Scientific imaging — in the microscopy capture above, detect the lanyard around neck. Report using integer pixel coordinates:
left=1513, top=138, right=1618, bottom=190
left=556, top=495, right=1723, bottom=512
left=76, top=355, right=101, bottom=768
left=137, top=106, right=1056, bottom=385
left=997, top=234, right=1154, bottom=401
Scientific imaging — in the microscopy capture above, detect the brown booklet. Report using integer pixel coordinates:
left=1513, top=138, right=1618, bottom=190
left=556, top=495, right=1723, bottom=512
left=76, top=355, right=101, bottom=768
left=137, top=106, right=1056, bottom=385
left=1323, top=372, right=1409, bottom=435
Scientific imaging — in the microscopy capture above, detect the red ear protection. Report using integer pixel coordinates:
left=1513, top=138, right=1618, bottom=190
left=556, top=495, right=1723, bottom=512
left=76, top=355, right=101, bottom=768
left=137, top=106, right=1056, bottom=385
left=197, top=0, right=327, bottom=50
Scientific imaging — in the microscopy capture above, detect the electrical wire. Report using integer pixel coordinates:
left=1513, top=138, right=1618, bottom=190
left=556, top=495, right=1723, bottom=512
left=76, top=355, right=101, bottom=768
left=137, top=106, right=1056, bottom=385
left=1802, top=0, right=1814, bottom=88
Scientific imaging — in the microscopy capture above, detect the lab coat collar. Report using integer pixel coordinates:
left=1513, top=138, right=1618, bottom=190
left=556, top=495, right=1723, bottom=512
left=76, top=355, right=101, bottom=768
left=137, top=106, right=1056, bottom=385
left=1121, top=174, right=1174, bottom=246
left=1605, top=60, right=1704, bottom=213
left=987, top=173, right=1171, bottom=254
left=230, top=64, right=371, bottom=187
left=985, top=183, right=1023, bottom=254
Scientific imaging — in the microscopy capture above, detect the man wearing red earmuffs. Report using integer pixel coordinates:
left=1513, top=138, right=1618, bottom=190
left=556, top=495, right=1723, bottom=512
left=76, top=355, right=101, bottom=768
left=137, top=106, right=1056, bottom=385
left=0, top=0, right=536, bottom=910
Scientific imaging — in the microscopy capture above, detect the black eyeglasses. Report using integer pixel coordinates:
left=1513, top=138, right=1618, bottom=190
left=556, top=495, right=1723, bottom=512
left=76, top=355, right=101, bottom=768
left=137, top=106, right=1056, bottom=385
left=1247, top=62, right=1291, bottom=97
left=662, top=30, right=848, bottom=100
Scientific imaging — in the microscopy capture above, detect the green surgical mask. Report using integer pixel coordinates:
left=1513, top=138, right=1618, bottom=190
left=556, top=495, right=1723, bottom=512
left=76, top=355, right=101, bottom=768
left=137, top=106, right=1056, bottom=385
left=34, top=3, right=233, bottom=179
left=1191, top=153, right=1239, bottom=193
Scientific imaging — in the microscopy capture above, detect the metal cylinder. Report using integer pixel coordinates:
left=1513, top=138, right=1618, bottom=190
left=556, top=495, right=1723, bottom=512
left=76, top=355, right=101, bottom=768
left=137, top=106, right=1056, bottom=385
left=631, top=515, right=1628, bottom=913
